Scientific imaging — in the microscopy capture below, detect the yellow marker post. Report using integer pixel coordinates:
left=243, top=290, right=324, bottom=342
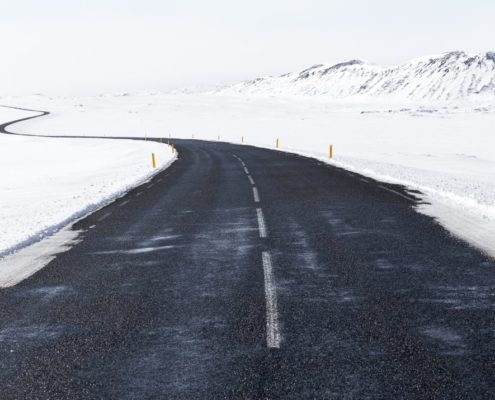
left=160, top=137, right=163, bottom=144
left=152, top=153, right=156, bottom=169
left=329, top=145, right=333, bottom=159
left=242, top=136, right=244, bottom=144
left=276, top=138, right=279, bottom=149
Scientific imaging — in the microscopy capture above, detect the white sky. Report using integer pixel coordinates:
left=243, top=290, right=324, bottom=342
left=1, top=0, right=494, bottom=95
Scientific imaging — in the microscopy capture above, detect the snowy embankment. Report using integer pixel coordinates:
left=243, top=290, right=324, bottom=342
left=0, top=107, right=176, bottom=257
left=5, top=93, right=495, bottom=258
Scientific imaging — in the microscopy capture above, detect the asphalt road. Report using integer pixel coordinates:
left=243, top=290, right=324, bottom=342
left=1, top=115, right=495, bottom=398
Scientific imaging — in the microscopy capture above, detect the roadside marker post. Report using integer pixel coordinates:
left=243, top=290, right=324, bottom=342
left=329, top=145, right=333, bottom=159
left=276, top=138, right=279, bottom=149
left=152, top=153, right=156, bottom=169
left=242, top=136, right=244, bottom=144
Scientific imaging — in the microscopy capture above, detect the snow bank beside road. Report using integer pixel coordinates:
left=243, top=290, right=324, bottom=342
left=0, top=112, right=175, bottom=256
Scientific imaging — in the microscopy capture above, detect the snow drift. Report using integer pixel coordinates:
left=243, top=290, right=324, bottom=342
left=218, top=51, right=495, bottom=102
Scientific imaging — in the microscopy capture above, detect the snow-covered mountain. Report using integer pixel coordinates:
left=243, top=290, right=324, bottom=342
left=218, top=51, right=495, bottom=102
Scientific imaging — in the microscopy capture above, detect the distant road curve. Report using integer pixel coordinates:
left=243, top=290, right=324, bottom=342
left=0, top=105, right=50, bottom=135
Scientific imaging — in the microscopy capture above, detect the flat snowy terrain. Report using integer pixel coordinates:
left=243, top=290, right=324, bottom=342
left=0, top=107, right=175, bottom=257
left=4, top=89, right=495, bottom=258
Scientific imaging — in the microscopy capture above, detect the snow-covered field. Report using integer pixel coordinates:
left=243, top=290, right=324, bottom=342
left=0, top=106, right=176, bottom=257
left=2, top=92, right=495, bottom=258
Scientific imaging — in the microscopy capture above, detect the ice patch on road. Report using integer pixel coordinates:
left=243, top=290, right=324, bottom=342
left=20, top=285, right=73, bottom=301
left=0, top=324, right=63, bottom=343
left=422, top=326, right=465, bottom=355
left=149, top=235, right=182, bottom=242
left=94, top=245, right=175, bottom=255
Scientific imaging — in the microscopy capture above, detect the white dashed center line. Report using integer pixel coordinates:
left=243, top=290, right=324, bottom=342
left=256, top=208, right=267, bottom=238
left=253, top=187, right=260, bottom=203
left=233, top=153, right=280, bottom=348
left=98, top=212, right=111, bottom=222
left=262, top=251, right=281, bottom=348
left=147, top=183, right=154, bottom=189
left=118, top=200, right=130, bottom=207
left=136, top=192, right=143, bottom=197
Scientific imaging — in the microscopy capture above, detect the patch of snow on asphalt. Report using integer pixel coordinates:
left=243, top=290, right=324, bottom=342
left=0, top=225, right=82, bottom=288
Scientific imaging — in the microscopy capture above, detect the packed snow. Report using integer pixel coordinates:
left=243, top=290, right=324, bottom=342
left=0, top=107, right=176, bottom=257
left=2, top=72, right=495, bottom=259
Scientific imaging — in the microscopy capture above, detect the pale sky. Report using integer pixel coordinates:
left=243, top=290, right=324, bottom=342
left=0, top=0, right=494, bottom=95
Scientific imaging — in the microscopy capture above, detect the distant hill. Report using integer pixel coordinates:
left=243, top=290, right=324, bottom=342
left=217, top=51, right=495, bottom=102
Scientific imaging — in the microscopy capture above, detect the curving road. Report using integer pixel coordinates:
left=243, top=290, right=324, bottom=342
left=0, top=110, right=494, bottom=399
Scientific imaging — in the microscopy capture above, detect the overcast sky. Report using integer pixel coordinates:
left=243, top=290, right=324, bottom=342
left=1, top=0, right=494, bottom=95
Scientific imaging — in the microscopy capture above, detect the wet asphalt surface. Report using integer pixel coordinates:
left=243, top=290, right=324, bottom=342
left=1, top=138, right=495, bottom=399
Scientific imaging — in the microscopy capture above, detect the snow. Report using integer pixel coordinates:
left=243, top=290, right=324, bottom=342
left=217, top=51, right=495, bottom=102
left=0, top=107, right=176, bottom=257
left=2, top=90, right=495, bottom=259
left=0, top=226, right=82, bottom=288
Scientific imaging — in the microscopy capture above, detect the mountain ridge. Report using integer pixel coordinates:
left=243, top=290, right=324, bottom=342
left=217, top=51, right=495, bottom=102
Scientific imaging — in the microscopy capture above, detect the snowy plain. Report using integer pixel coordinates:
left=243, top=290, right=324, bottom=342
left=2, top=91, right=495, bottom=260
left=0, top=105, right=176, bottom=258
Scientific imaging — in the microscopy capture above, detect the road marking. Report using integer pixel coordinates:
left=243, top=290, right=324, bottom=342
left=157, top=178, right=163, bottom=183
left=244, top=167, right=249, bottom=174
left=378, top=185, right=415, bottom=201
left=253, top=187, right=260, bottom=203
left=247, top=175, right=255, bottom=185
left=89, top=225, right=96, bottom=229
left=98, top=212, right=111, bottom=222
left=262, top=251, right=281, bottom=349
left=359, top=178, right=369, bottom=183
left=257, top=208, right=267, bottom=238
left=147, top=183, right=154, bottom=189
left=136, top=192, right=143, bottom=197
left=118, top=200, right=130, bottom=207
